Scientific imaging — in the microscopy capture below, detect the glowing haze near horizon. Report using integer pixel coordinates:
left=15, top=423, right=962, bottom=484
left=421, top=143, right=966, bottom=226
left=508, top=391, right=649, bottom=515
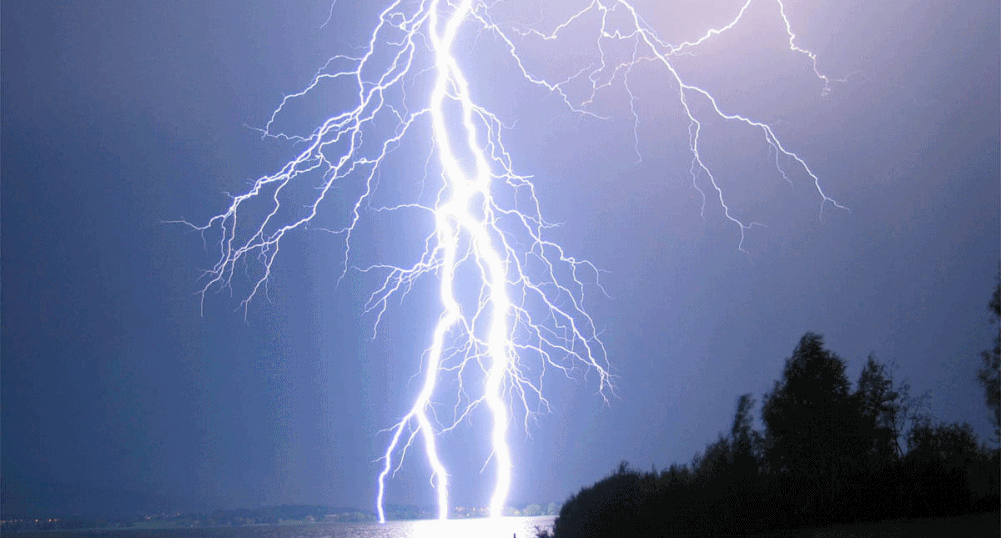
left=179, top=0, right=852, bottom=521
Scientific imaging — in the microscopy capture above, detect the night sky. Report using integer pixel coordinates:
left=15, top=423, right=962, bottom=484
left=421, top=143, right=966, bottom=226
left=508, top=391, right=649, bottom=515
left=3, top=0, right=999, bottom=517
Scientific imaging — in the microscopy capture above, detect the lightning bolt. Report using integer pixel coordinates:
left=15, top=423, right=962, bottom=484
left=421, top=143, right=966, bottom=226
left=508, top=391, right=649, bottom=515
left=176, top=0, right=848, bottom=523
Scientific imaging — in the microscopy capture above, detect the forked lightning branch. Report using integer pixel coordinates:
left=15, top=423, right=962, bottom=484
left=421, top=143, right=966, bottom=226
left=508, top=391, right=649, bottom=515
left=179, top=0, right=846, bottom=522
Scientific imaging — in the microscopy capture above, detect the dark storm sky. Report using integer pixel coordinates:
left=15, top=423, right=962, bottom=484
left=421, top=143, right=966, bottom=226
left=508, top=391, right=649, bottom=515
left=3, top=0, right=999, bottom=516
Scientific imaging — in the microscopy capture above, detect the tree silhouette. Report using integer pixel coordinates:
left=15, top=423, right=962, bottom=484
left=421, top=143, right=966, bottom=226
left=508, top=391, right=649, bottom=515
left=729, top=394, right=762, bottom=478
left=761, top=333, right=860, bottom=523
left=905, top=419, right=983, bottom=516
left=762, top=334, right=858, bottom=466
left=977, top=271, right=1000, bottom=443
left=854, top=355, right=900, bottom=467
left=551, top=462, right=642, bottom=538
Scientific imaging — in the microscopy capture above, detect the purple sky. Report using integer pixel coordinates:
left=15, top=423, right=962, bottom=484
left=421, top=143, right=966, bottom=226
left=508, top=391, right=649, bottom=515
left=3, top=0, right=999, bottom=515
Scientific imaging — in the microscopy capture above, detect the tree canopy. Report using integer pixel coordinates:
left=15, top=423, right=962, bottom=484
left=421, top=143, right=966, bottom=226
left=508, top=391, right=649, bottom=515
left=546, top=331, right=1000, bottom=538
left=978, top=272, right=1000, bottom=443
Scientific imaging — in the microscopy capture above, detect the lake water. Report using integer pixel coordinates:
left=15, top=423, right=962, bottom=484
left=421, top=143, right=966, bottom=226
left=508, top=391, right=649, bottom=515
left=12, top=516, right=557, bottom=538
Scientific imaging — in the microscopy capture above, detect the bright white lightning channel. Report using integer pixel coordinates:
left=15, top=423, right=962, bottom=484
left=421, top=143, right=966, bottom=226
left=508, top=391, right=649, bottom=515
left=179, top=0, right=847, bottom=523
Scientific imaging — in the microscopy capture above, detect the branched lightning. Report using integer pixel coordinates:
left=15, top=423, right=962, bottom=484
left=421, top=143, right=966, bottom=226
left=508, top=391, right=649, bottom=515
left=177, top=0, right=847, bottom=523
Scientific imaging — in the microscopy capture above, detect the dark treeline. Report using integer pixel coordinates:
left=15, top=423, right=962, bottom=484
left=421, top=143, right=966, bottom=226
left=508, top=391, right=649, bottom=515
left=549, top=314, right=1001, bottom=537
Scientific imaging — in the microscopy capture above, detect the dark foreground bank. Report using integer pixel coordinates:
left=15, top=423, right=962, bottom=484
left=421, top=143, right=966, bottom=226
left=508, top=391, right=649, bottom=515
left=749, top=511, right=999, bottom=538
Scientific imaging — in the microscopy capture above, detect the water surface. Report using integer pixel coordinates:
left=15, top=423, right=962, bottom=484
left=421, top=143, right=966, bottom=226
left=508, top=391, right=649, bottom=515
left=13, top=516, right=556, bottom=538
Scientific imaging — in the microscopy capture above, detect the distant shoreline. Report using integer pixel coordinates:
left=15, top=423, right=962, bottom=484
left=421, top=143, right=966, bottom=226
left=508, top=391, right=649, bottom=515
left=1, top=504, right=559, bottom=533
left=3, top=514, right=559, bottom=537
